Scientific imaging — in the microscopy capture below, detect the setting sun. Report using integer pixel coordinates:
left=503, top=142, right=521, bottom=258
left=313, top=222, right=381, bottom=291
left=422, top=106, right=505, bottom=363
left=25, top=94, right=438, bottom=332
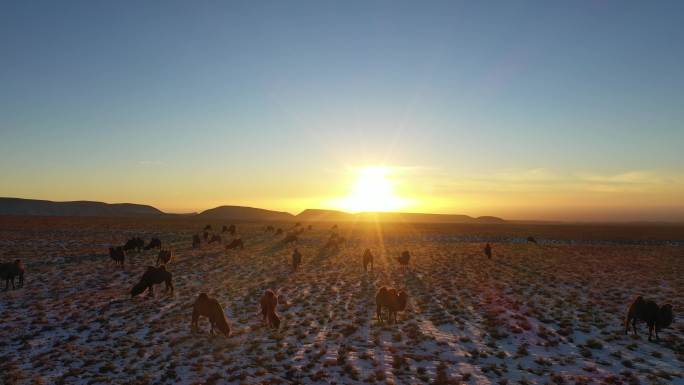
left=337, top=166, right=408, bottom=213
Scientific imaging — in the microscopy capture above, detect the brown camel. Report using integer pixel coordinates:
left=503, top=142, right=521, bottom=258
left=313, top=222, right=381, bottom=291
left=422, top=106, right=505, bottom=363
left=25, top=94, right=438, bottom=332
left=260, top=289, right=281, bottom=329
left=625, top=296, right=674, bottom=341
left=376, top=286, right=408, bottom=324
left=362, top=249, right=374, bottom=272
left=192, top=293, right=231, bottom=337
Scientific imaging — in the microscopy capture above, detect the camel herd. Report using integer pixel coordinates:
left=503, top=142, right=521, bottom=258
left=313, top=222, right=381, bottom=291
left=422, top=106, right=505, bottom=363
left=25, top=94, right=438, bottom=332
left=0, top=223, right=676, bottom=344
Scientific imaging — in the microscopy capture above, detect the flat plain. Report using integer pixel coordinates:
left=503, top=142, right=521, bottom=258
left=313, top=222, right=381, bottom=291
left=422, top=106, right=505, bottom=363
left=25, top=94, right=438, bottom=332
left=0, top=216, right=682, bottom=385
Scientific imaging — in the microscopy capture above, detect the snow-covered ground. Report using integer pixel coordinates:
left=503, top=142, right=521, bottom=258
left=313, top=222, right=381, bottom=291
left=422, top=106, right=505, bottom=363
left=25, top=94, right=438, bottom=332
left=1, top=219, right=682, bottom=384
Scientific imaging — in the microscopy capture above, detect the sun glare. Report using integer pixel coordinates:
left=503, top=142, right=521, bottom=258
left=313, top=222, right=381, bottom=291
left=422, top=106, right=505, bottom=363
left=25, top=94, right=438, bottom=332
left=338, top=166, right=407, bottom=212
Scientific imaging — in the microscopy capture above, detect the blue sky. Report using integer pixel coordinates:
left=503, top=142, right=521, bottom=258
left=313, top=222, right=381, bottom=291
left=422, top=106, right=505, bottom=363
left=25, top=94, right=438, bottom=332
left=1, top=1, right=683, bottom=220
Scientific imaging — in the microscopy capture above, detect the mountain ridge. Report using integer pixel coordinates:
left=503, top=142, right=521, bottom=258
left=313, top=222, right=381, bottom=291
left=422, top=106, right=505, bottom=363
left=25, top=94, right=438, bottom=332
left=0, top=197, right=505, bottom=223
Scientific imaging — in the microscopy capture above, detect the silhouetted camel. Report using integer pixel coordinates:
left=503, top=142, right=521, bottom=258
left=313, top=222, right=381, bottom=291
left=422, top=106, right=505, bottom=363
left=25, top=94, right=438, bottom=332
left=260, top=289, right=280, bottom=329
left=331, top=224, right=338, bottom=230
left=376, top=286, right=408, bottom=324
left=0, top=260, right=24, bottom=290
left=275, top=228, right=283, bottom=236
left=222, top=225, right=228, bottom=233
left=144, top=238, right=162, bottom=251
left=362, top=249, right=374, bottom=272
left=192, top=234, right=201, bottom=249
left=209, top=234, right=222, bottom=244
left=225, top=238, right=244, bottom=250
left=396, top=251, right=411, bottom=268
left=192, top=293, right=231, bottom=337
left=204, top=225, right=212, bottom=231
left=527, top=236, right=538, bottom=244
left=228, top=224, right=236, bottom=235
left=307, top=225, right=312, bottom=230
left=131, top=266, right=173, bottom=297
left=109, top=246, right=125, bottom=267
left=484, top=243, right=492, bottom=259
left=123, top=237, right=144, bottom=253
left=282, top=234, right=298, bottom=245
left=625, top=296, right=674, bottom=341
left=265, top=225, right=274, bottom=232
left=203, top=231, right=209, bottom=241
left=156, top=249, right=172, bottom=266
left=292, top=248, right=302, bottom=271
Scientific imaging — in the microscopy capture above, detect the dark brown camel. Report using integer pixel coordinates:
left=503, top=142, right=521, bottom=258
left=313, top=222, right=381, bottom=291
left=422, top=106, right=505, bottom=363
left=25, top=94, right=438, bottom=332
left=131, top=266, right=173, bottom=297
left=527, top=236, right=538, bottom=244
left=292, top=248, right=302, bottom=271
left=144, top=238, right=162, bottom=251
left=260, top=289, right=280, bottom=329
left=282, top=234, right=298, bottom=245
left=123, top=237, right=144, bottom=253
left=109, top=246, right=125, bottom=267
left=0, top=260, right=24, bottom=290
left=192, top=293, right=231, bottom=337
left=209, top=234, right=222, bottom=244
left=625, top=296, right=674, bottom=341
left=192, top=234, right=201, bottom=249
left=396, top=251, right=411, bottom=268
left=225, top=238, right=244, bottom=250
left=362, top=249, right=374, bottom=272
left=484, top=243, right=492, bottom=259
left=376, top=286, right=408, bottom=324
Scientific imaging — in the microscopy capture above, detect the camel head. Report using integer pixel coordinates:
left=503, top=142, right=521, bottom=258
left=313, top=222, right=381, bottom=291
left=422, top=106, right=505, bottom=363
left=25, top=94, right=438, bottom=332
left=130, top=282, right=146, bottom=297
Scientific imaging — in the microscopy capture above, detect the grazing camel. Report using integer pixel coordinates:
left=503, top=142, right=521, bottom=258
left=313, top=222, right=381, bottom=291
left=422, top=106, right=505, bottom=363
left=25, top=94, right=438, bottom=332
left=192, top=293, right=231, bottom=337
left=209, top=234, right=222, bottom=244
left=292, top=248, right=302, bottom=271
left=260, top=289, right=281, bottom=329
left=376, top=286, right=409, bottom=324
left=625, top=296, right=674, bottom=341
left=0, top=260, right=24, bottom=290
left=275, top=228, right=283, bottom=236
left=527, top=236, right=538, bottom=244
left=192, top=234, right=201, bottom=249
left=131, top=266, right=173, bottom=297
left=144, top=238, right=162, bottom=251
left=484, top=243, right=492, bottom=259
left=282, top=234, right=298, bottom=245
left=123, top=237, right=144, bottom=253
left=156, top=249, right=173, bottom=266
left=225, top=238, right=244, bottom=250
left=109, top=246, right=125, bottom=267
left=362, top=249, right=374, bottom=272
left=396, top=251, right=411, bottom=268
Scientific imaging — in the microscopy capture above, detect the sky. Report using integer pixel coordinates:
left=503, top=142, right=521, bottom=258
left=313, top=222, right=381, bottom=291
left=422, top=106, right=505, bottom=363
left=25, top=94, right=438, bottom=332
left=1, top=1, right=683, bottom=221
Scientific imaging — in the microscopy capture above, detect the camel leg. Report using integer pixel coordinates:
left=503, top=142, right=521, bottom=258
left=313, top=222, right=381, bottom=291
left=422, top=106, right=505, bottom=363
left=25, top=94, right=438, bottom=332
left=376, top=304, right=382, bottom=322
left=648, top=322, right=654, bottom=341
left=632, top=318, right=638, bottom=336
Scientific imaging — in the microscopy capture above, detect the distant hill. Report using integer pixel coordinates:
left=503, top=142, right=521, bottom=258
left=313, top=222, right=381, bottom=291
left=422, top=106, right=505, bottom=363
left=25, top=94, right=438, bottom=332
left=295, top=209, right=355, bottom=222
left=197, top=205, right=294, bottom=221
left=295, top=209, right=503, bottom=224
left=0, top=197, right=163, bottom=217
left=0, top=197, right=505, bottom=223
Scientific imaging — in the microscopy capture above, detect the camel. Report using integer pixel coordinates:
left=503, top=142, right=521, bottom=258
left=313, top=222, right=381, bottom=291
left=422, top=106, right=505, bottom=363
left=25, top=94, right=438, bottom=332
left=484, top=243, right=492, bottom=259
left=123, top=237, right=144, bottom=253
left=204, top=225, right=212, bottom=231
left=144, top=238, right=162, bottom=251
left=156, top=249, right=173, bottom=266
left=527, top=236, right=538, bottom=244
left=192, top=234, right=201, bottom=249
left=376, top=286, right=409, bottom=324
left=192, top=293, right=231, bottom=337
left=209, top=234, right=222, bottom=244
left=396, top=251, right=411, bottom=268
left=260, top=289, right=280, bottom=329
left=0, top=260, right=24, bottom=290
left=292, top=248, right=302, bottom=271
left=225, top=238, right=244, bottom=250
left=228, top=224, right=236, bottom=236
left=282, top=234, right=298, bottom=245
left=203, top=231, right=209, bottom=241
left=222, top=225, right=228, bottom=233
left=362, top=249, right=373, bottom=272
left=265, top=225, right=274, bottom=232
left=109, top=246, right=125, bottom=267
left=275, top=228, right=283, bottom=236
left=625, top=296, right=674, bottom=341
left=131, top=266, right=173, bottom=297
